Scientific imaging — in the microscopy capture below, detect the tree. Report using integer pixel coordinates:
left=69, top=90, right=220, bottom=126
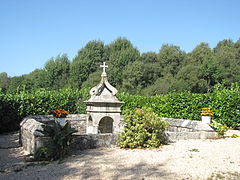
left=7, top=76, right=25, bottom=93
left=141, top=52, right=158, bottom=63
left=200, top=56, right=222, bottom=92
left=27, top=69, right=47, bottom=89
left=174, top=64, right=207, bottom=93
left=190, top=42, right=213, bottom=65
left=179, top=42, right=221, bottom=92
left=44, top=54, right=70, bottom=90
left=104, top=37, right=140, bottom=87
left=213, top=39, right=240, bottom=86
left=81, top=71, right=102, bottom=89
left=122, top=61, right=162, bottom=94
left=0, top=72, right=10, bottom=93
left=158, top=44, right=185, bottom=76
left=70, top=41, right=105, bottom=88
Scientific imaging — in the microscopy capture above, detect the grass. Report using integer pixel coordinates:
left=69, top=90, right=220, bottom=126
left=189, top=148, right=200, bottom=152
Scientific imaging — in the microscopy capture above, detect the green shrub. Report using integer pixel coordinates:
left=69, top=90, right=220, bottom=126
left=0, top=88, right=89, bottom=133
left=210, top=120, right=229, bottom=138
left=210, top=83, right=240, bottom=129
left=34, top=122, right=77, bottom=161
left=118, top=108, right=169, bottom=148
left=0, top=92, right=20, bottom=133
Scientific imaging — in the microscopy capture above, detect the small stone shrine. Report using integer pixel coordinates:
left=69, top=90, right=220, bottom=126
left=84, top=62, right=124, bottom=134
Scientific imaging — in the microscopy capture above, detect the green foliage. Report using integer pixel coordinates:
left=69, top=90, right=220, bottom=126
left=189, top=148, right=200, bottom=152
left=7, top=76, right=25, bottom=93
left=210, top=120, right=229, bottom=137
left=44, top=54, right=70, bottom=90
left=1, top=83, right=240, bottom=134
left=118, top=108, right=169, bottom=148
left=0, top=88, right=89, bottom=133
left=119, top=83, right=240, bottom=130
left=231, top=134, right=239, bottom=138
left=158, top=44, right=185, bottom=76
left=69, top=40, right=105, bottom=89
left=105, top=37, right=140, bottom=87
left=2, top=38, right=240, bottom=94
left=0, top=92, right=20, bottom=133
left=122, top=61, right=162, bottom=94
left=34, top=122, right=77, bottom=161
left=210, top=83, right=240, bottom=129
left=0, top=72, right=10, bottom=93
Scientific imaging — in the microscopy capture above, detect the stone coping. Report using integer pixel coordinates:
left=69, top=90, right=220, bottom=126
left=162, top=118, right=215, bottom=132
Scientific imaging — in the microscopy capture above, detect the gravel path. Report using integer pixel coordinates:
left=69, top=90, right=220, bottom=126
left=0, top=132, right=240, bottom=180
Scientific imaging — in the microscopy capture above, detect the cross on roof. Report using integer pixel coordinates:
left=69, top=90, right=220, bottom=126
left=100, top=62, right=108, bottom=73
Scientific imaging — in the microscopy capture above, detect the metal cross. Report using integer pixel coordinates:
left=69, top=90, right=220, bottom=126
left=100, top=62, right=108, bottom=73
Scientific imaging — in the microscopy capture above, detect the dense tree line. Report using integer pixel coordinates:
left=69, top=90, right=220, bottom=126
left=1, top=38, right=240, bottom=95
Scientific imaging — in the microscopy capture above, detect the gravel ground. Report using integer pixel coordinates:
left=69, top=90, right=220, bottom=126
left=0, top=132, right=240, bottom=180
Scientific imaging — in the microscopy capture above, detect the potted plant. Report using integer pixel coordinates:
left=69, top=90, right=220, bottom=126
left=201, top=108, right=214, bottom=124
left=52, top=109, right=69, bottom=126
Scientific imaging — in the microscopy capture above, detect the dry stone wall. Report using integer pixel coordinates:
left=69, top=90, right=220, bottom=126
left=163, top=118, right=217, bottom=140
left=20, top=115, right=217, bottom=154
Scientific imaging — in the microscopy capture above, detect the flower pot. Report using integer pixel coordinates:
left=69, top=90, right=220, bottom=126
left=201, top=116, right=211, bottom=124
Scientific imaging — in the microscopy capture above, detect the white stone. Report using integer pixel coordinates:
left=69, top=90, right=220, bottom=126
left=201, top=116, right=211, bottom=124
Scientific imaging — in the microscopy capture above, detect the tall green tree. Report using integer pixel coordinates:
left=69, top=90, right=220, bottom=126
left=174, top=64, right=207, bottom=93
left=141, top=52, right=158, bottom=63
left=214, top=39, right=240, bottom=86
left=44, top=54, right=70, bottom=90
left=175, top=42, right=221, bottom=92
left=158, top=44, right=185, bottom=76
left=0, top=72, right=10, bottom=93
left=20, top=69, right=47, bottom=91
left=7, top=76, right=25, bottom=93
left=104, top=37, right=140, bottom=87
left=70, top=40, right=105, bottom=88
left=122, top=61, right=162, bottom=94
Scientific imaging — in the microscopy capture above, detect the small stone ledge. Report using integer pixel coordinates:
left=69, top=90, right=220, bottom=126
left=162, top=118, right=215, bottom=132
left=166, top=131, right=217, bottom=141
left=72, top=134, right=118, bottom=150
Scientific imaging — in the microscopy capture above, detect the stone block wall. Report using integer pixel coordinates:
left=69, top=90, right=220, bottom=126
left=162, top=118, right=217, bottom=140
left=72, top=134, right=118, bottom=150
left=20, top=115, right=218, bottom=154
left=20, top=114, right=88, bottom=154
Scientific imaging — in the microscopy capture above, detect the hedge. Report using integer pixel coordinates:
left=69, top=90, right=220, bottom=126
left=0, top=88, right=89, bottom=133
left=0, top=84, right=239, bottom=133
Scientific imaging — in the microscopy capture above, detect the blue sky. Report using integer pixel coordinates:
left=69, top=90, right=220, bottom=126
left=0, top=0, right=240, bottom=77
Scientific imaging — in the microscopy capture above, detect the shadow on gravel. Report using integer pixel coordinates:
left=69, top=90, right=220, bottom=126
left=0, top=132, right=25, bottom=175
left=60, top=148, right=175, bottom=180
left=0, top=133, right=175, bottom=180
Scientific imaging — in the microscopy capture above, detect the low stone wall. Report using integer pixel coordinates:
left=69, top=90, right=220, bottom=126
left=20, top=115, right=217, bottom=154
left=163, top=118, right=217, bottom=140
left=72, top=134, right=118, bottom=150
left=20, top=114, right=88, bottom=154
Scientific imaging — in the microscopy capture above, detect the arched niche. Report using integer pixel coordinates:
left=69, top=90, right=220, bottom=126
left=98, top=117, right=113, bottom=133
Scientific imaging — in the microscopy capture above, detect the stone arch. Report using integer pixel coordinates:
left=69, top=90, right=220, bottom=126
left=98, top=116, right=113, bottom=133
